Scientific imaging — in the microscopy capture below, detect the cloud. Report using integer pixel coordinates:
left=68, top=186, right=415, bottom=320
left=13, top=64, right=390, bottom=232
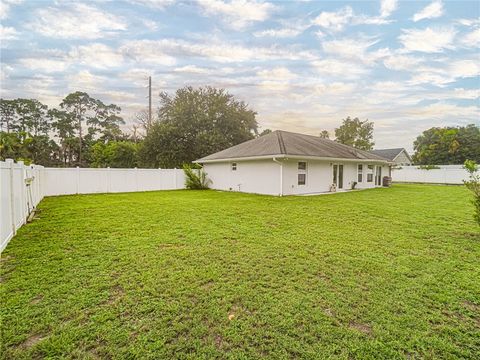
left=127, top=0, right=175, bottom=10
left=120, top=38, right=315, bottom=63
left=380, top=0, right=398, bottom=18
left=413, top=0, right=444, bottom=22
left=407, top=59, right=480, bottom=86
left=253, top=28, right=303, bottom=38
left=0, top=24, right=18, bottom=40
left=29, top=3, right=127, bottom=39
left=0, top=0, right=22, bottom=20
left=257, top=67, right=297, bottom=91
left=69, top=43, right=124, bottom=69
left=383, top=54, right=424, bottom=71
left=19, top=58, right=68, bottom=73
left=311, top=59, right=369, bottom=78
left=321, top=36, right=390, bottom=65
left=173, top=65, right=210, bottom=74
left=313, top=6, right=353, bottom=32
left=199, top=0, right=275, bottom=30
left=461, top=28, right=480, bottom=48
left=399, top=27, right=456, bottom=53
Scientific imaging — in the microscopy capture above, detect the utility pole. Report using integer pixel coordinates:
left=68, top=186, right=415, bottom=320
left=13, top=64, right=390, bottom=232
left=148, top=76, right=152, bottom=132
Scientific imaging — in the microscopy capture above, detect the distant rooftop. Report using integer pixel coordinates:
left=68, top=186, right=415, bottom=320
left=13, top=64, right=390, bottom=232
left=196, top=130, right=389, bottom=162
left=369, top=148, right=411, bottom=161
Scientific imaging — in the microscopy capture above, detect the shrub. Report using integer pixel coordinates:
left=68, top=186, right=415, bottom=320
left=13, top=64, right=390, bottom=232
left=183, top=164, right=211, bottom=190
left=463, top=159, right=480, bottom=225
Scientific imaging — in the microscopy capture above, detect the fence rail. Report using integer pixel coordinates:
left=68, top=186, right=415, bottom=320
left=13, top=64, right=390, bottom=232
left=391, top=165, right=471, bottom=184
left=0, top=160, right=186, bottom=251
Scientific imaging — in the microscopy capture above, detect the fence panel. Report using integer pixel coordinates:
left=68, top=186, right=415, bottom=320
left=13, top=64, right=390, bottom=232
left=1, top=160, right=45, bottom=252
left=392, top=165, right=471, bottom=184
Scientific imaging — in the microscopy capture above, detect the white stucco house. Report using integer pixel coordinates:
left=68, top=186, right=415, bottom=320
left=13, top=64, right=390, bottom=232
left=369, top=148, right=412, bottom=166
left=195, top=130, right=392, bottom=196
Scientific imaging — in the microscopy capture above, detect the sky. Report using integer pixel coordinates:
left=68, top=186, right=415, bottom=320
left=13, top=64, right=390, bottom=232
left=1, top=0, right=479, bottom=151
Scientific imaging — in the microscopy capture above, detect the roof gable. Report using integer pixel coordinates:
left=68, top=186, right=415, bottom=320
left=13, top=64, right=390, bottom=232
left=196, top=130, right=389, bottom=162
left=369, top=148, right=411, bottom=161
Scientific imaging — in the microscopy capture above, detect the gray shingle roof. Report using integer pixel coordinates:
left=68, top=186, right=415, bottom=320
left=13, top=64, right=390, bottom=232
left=196, top=130, right=389, bottom=162
left=369, top=148, right=410, bottom=161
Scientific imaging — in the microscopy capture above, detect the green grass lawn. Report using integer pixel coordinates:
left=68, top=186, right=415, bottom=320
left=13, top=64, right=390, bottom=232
left=1, top=185, right=479, bottom=359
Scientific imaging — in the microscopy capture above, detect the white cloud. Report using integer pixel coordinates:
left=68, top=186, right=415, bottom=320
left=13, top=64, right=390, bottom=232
left=19, top=58, right=68, bottom=72
left=413, top=0, right=444, bottom=22
left=461, top=28, right=480, bottom=48
left=29, top=3, right=127, bottom=39
left=199, top=0, right=275, bottom=30
left=120, top=40, right=177, bottom=65
left=253, top=28, right=302, bottom=38
left=69, top=43, right=124, bottom=69
left=0, top=24, right=18, bottom=40
left=380, top=0, right=398, bottom=18
left=120, top=38, right=314, bottom=64
left=383, top=54, right=424, bottom=71
left=407, top=59, right=480, bottom=86
left=257, top=67, right=296, bottom=81
left=321, top=36, right=387, bottom=65
left=173, top=65, right=210, bottom=74
left=313, top=6, right=353, bottom=32
left=0, top=0, right=22, bottom=20
left=311, top=59, right=369, bottom=78
left=127, top=0, right=175, bottom=10
left=448, top=60, right=480, bottom=78
left=399, top=27, right=456, bottom=53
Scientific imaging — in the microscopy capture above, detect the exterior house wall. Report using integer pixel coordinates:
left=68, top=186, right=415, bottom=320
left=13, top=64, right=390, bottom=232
left=203, top=160, right=281, bottom=195
left=282, top=160, right=389, bottom=195
left=204, top=159, right=390, bottom=196
left=393, top=151, right=412, bottom=166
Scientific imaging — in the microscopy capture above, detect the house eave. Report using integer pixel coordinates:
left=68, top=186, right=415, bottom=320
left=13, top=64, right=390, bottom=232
left=195, top=154, right=391, bottom=164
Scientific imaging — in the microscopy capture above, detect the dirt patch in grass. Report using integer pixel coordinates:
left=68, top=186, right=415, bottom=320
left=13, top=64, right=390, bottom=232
left=30, top=295, right=43, bottom=305
left=349, top=322, right=372, bottom=335
left=19, top=334, right=46, bottom=349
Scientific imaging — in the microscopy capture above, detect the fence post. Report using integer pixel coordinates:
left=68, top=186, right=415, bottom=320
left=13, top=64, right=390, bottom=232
left=107, top=167, right=110, bottom=193
left=135, top=167, right=139, bottom=191
left=6, top=159, right=16, bottom=237
left=18, top=161, right=27, bottom=224
left=173, top=168, right=177, bottom=189
left=76, top=166, right=80, bottom=194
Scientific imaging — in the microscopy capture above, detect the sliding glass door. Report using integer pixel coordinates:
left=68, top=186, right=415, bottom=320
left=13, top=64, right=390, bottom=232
left=332, top=164, right=344, bottom=189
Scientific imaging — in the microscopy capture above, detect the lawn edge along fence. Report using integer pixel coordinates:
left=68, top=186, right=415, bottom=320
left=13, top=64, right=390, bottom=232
left=0, top=159, right=186, bottom=252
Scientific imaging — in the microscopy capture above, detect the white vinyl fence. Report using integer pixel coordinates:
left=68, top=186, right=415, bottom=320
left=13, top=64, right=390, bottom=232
left=392, top=165, right=471, bottom=184
left=1, top=159, right=186, bottom=251
left=1, top=160, right=45, bottom=252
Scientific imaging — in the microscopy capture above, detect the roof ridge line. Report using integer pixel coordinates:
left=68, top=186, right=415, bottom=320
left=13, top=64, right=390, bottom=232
left=276, top=130, right=286, bottom=154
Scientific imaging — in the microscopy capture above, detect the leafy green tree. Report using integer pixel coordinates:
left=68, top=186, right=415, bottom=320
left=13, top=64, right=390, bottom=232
left=49, top=108, right=77, bottom=166
left=0, top=99, right=16, bottom=133
left=90, top=141, right=139, bottom=168
left=60, top=92, right=125, bottom=166
left=464, top=160, right=480, bottom=225
left=334, top=117, right=374, bottom=150
left=259, top=129, right=272, bottom=137
left=413, top=125, right=480, bottom=165
left=139, top=86, right=257, bottom=168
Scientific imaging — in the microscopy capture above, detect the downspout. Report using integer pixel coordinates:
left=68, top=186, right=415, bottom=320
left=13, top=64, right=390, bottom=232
left=272, top=157, right=283, bottom=196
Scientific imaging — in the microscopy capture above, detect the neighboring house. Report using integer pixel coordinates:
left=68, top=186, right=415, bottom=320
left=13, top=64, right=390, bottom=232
left=195, top=130, right=392, bottom=196
left=370, top=148, right=412, bottom=166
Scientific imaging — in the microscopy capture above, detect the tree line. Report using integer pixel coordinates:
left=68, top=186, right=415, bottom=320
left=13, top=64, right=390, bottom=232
left=1, top=86, right=479, bottom=167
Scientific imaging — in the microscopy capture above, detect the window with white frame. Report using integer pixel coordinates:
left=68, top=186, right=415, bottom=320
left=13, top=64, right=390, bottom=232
left=357, top=164, right=363, bottom=182
left=231, top=162, right=237, bottom=171
left=367, top=165, right=374, bottom=182
left=298, top=161, right=307, bottom=185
